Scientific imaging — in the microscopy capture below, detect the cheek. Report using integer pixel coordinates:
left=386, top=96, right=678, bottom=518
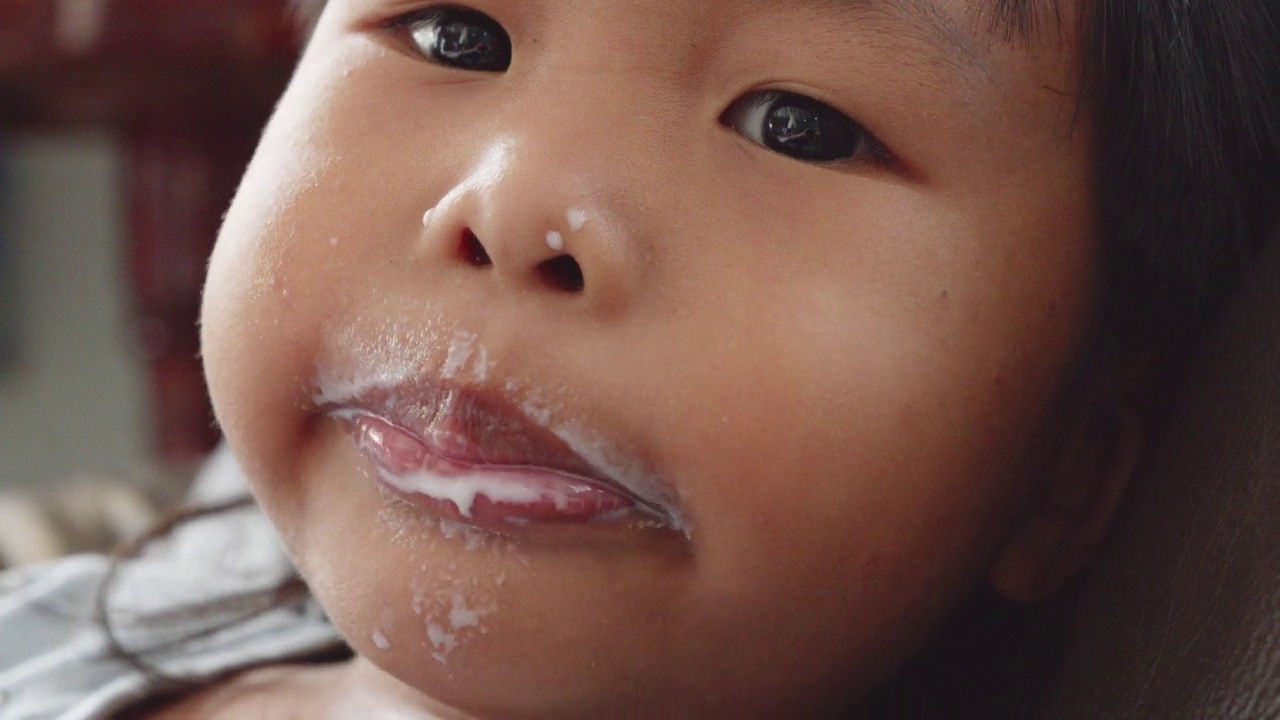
left=638, top=190, right=1094, bottom=674
left=202, top=43, right=382, bottom=511
left=203, top=34, right=461, bottom=478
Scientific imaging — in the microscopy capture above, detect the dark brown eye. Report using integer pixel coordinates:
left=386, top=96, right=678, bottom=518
left=399, top=6, right=511, bottom=73
left=722, top=91, right=875, bottom=164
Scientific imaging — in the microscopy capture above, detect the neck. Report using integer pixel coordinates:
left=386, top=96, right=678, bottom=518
left=333, top=655, right=483, bottom=720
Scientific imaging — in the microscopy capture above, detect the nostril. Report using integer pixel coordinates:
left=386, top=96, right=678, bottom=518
left=460, top=229, right=492, bottom=267
left=536, top=254, right=585, bottom=293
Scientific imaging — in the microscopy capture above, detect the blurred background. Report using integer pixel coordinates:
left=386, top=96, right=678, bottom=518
left=0, top=0, right=304, bottom=564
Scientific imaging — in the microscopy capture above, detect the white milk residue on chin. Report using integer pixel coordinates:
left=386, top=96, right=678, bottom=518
left=370, top=607, right=395, bottom=652
left=427, top=621, right=456, bottom=663
left=423, top=589, right=496, bottom=665
left=448, top=593, right=482, bottom=630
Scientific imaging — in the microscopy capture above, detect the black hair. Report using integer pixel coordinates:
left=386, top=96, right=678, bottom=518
left=972, top=0, right=1276, bottom=345
left=1083, top=0, right=1276, bottom=343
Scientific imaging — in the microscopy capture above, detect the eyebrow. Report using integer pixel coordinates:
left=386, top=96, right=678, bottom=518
left=813, top=0, right=998, bottom=80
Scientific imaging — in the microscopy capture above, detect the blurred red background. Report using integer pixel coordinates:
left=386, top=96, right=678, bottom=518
left=0, top=1, right=300, bottom=466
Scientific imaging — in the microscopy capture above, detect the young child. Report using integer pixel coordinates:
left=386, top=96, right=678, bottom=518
left=1, top=0, right=1274, bottom=717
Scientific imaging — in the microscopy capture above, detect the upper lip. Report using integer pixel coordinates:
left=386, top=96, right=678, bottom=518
left=316, top=376, right=681, bottom=526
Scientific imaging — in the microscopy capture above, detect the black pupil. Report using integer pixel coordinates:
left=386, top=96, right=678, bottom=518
left=764, top=97, right=858, bottom=162
left=430, top=12, right=510, bottom=71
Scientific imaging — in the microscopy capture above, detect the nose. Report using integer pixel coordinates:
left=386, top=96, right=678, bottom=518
left=418, top=137, right=644, bottom=309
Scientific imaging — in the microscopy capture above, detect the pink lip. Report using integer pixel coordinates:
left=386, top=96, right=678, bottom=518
left=319, top=379, right=678, bottom=530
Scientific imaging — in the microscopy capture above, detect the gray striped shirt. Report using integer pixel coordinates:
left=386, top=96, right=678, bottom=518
left=0, top=449, right=345, bottom=719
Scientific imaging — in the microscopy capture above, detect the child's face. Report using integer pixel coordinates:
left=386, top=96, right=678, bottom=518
left=203, top=0, right=1094, bottom=715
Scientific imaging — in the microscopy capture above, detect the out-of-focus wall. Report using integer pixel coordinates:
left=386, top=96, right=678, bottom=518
left=0, top=131, right=149, bottom=489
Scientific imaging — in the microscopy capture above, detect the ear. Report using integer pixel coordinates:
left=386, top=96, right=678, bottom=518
left=989, top=393, right=1147, bottom=604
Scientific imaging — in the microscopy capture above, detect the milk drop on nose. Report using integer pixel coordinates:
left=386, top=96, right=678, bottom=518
left=546, top=230, right=565, bottom=252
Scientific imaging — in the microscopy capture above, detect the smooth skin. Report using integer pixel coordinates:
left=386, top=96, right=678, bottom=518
left=191, top=0, right=1139, bottom=717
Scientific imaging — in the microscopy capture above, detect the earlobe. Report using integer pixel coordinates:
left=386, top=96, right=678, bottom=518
left=990, top=407, right=1145, bottom=603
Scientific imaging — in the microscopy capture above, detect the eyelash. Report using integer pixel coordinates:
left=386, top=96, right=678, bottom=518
left=385, top=5, right=888, bottom=167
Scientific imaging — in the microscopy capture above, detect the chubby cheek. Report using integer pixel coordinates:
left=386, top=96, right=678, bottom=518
left=649, top=215, right=1093, bottom=684
left=202, top=56, right=366, bottom=532
left=659, top=344, right=1037, bottom=690
left=203, top=37, right=460, bottom=518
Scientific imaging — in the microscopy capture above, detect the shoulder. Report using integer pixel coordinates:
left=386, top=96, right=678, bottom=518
left=0, top=554, right=130, bottom=719
left=0, top=554, right=113, bottom=666
left=0, top=502, right=344, bottom=720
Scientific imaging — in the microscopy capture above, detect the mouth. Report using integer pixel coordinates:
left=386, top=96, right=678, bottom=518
left=318, top=378, right=684, bottom=533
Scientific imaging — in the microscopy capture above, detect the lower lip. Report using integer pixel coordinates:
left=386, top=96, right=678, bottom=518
left=341, top=413, right=635, bottom=527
